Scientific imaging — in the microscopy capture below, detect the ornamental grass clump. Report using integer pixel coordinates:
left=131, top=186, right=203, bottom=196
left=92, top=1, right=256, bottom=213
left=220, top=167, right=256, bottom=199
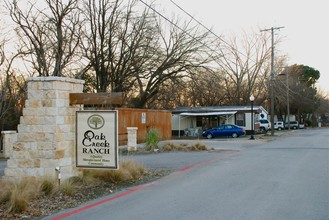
left=120, top=160, right=145, bottom=179
left=40, top=177, right=57, bottom=196
left=60, top=178, right=77, bottom=196
left=0, top=178, right=41, bottom=213
left=194, top=142, right=207, bottom=151
left=161, top=142, right=209, bottom=152
left=145, top=128, right=160, bottom=151
left=83, top=160, right=146, bottom=184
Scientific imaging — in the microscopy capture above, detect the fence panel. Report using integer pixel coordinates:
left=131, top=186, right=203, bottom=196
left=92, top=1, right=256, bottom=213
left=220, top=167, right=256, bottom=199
left=117, top=108, right=172, bottom=145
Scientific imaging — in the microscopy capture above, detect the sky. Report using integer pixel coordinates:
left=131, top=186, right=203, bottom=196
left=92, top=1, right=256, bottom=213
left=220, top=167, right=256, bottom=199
left=153, top=0, right=329, bottom=94
left=1, top=0, right=328, bottom=93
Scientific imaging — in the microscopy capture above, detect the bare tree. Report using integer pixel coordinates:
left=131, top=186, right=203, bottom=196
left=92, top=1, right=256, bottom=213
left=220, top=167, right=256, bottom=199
left=82, top=0, right=156, bottom=94
left=0, top=46, right=27, bottom=131
left=82, top=0, right=212, bottom=108
left=187, top=68, right=227, bottom=106
left=216, top=30, right=274, bottom=105
left=131, top=17, right=212, bottom=108
left=0, top=41, right=5, bottom=67
left=6, top=0, right=82, bottom=76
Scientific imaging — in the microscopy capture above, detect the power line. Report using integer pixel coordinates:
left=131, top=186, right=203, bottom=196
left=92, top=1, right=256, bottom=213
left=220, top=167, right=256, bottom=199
left=137, top=0, right=223, bottom=59
left=168, top=0, right=267, bottom=65
left=169, top=0, right=224, bottom=43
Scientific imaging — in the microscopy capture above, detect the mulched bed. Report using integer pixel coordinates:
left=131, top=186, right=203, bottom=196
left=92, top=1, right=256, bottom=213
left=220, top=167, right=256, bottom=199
left=0, top=169, right=171, bottom=220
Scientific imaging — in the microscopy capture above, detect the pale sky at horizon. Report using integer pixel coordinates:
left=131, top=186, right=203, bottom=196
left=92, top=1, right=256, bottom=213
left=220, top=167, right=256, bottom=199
left=160, top=0, right=329, bottom=94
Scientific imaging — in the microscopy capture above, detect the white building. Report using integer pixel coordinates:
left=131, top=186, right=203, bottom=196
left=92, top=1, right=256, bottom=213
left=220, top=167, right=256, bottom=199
left=172, top=106, right=268, bottom=137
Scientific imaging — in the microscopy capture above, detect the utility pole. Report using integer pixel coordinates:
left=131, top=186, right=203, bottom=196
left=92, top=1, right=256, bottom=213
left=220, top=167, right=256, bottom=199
left=261, top=26, right=284, bottom=136
left=286, top=67, right=290, bottom=130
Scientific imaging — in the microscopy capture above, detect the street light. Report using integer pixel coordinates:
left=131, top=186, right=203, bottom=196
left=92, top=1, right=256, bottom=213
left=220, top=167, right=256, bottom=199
left=250, top=95, right=255, bottom=140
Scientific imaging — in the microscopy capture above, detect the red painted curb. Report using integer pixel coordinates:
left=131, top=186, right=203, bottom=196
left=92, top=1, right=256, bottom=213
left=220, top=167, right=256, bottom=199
left=51, top=158, right=217, bottom=220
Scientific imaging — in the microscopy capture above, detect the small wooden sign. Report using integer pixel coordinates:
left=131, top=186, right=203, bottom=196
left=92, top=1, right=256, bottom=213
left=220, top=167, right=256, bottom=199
left=70, top=92, right=124, bottom=105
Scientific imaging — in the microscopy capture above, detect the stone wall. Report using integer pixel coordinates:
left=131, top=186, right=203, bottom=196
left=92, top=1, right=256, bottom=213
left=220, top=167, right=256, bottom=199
left=3, top=77, right=84, bottom=181
left=1, top=131, right=17, bottom=158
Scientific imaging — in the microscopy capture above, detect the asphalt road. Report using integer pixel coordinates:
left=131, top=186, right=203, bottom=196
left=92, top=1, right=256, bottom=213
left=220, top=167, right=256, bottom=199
left=43, top=128, right=329, bottom=220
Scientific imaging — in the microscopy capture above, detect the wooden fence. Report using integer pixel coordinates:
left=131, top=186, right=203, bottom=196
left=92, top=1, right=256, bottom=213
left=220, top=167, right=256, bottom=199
left=70, top=92, right=172, bottom=146
left=117, top=108, right=172, bottom=145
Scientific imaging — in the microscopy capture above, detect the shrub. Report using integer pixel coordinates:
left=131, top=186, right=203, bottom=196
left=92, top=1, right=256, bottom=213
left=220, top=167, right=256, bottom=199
left=145, top=128, right=160, bottom=151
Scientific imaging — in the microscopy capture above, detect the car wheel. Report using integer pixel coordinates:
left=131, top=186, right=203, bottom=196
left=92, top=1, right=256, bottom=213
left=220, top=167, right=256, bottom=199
left=260, top=127, right=265, bottom=133
left=206, top=133, right=213, bottom=139
left=232, top=132, right=238, bottom=138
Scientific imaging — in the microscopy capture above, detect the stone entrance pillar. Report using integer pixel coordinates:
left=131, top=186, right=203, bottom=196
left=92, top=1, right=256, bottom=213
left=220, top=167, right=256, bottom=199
left=4, top=77, right=84, bottom=181
left=127, top=127, right=138, bottom=151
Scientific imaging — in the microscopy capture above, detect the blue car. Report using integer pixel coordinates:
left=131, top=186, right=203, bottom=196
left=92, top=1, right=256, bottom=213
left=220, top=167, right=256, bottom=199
left=202, top=124, right=245, bottom=139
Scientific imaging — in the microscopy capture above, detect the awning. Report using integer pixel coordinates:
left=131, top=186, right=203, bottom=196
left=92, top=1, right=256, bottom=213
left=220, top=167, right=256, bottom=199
left=180, top=111, right=237, bottom=116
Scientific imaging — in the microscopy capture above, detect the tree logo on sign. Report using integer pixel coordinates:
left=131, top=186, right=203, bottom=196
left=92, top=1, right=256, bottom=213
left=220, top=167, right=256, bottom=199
left=87, top=114, right=105, bottom=129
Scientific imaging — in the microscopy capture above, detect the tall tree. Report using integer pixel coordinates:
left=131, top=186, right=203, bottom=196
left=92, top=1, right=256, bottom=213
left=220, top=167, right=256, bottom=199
left=82, top=0, right=155, bottom=94
left=187, top=68, right=227, bottom=106
left=6, top=0, right=82, bottom=76
left=216, top=31, right=274, bottom=105
left=132, top=17, right=212, bottom=108
left=82, top=0, right=212, bottom=108
left=275, top=64, right=320, bottom=123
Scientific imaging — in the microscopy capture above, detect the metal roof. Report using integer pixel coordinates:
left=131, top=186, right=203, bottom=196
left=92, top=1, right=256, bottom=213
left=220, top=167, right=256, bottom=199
left=173, top=106, right=268, bottom=114
left=180, top=111, right=237, bottom=116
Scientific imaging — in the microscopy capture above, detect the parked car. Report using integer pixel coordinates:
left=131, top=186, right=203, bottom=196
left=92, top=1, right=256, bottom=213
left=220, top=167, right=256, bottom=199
left=299, top=123, right=305, bottom=129
left=202, top=124, right=245, bottom=139
left=285, top=121, right=299, bottom=129
left=274, top=121, right=285, bottom=130
left=258, top=119, right=271, bottom=133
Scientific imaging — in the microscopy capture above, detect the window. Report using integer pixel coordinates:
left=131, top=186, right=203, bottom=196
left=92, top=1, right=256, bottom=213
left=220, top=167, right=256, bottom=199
left=236, top=114, right=245, bottom=126
left=196, top=116, right=203, bottom=127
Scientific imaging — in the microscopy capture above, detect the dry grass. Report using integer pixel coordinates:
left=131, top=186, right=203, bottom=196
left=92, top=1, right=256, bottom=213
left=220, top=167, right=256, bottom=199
left=0, top=178, right=41, bottom=213
left=60, top=178, right=77, bottom=197
left=161, top=142, right=210, bottom=152
left=0, top=160, right=147, bottom=215
left=0, top=142, right=207, bottom=217
left=40, top=177, right=57, bottom=196
left=83, top=160, right=145, bottom=183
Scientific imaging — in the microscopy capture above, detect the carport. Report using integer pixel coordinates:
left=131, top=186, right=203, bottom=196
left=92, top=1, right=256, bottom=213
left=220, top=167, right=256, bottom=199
left=177, top=111, right=237, bottom=138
